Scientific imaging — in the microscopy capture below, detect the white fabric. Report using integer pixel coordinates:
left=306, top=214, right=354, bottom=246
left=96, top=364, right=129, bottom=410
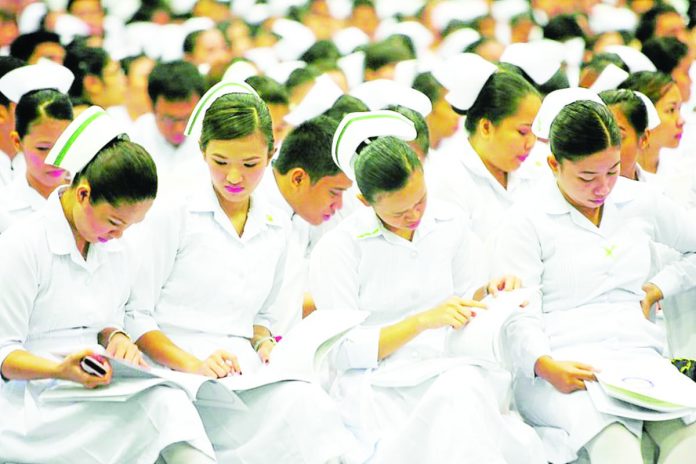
left=309, top=202, right=546, bottom=464
left=433, top=53, right=497, bottom=111
left=130, top=113, right=210, bottom=201
left=490, top=177, right=696, bottom=461
left=0, top=63, right=74, bottom=104
left=0, top=191, right=214, bottom=463
left=532, top=88, right=605, bottom=140
left=426, top=135, right=551, bottom=244
left=604, top=45, right=657, bottom=74
left=0, top=151, right=25, bottom=189
left=0, top=174, right=46, bottom=233
left=125, top=183, right=355, bottom=464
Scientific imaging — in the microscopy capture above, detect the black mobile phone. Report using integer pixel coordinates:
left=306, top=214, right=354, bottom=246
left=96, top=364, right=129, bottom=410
left=80, top=355, right=108, bottom=377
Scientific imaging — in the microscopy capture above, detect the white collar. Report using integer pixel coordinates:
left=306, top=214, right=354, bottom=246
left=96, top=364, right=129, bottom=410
left=457, top=136, right=534, bottom=193
left=2, top=175, right=46, bottom=212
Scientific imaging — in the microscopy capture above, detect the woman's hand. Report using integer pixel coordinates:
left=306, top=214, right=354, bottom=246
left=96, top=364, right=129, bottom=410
left=56, top=349, right=112, bottom=388
left=640, top=282, right=663, bottom=319
left=194, top=350, right=241, bottom=378
left=415, top=297, right=486, bottom=331
left=106, top=332, right=149, bottom=368
left=534, top=356, right=597, bottom=394
left=257, top=340, right=275, bottom=364
left=486, top=275, right=523, bottom=297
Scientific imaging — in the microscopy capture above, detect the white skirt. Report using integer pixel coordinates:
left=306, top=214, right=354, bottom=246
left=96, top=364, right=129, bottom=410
left=331, top=360, right=546, bottom=464
left=168, top=331, right=357, bottom=464
left=0, top=378, right=215, bottom=464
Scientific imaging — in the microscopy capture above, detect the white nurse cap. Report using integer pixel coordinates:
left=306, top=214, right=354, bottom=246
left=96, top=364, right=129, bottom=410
left=45, top=106, right=124, bottom=175
left=500, top=42, right=561, bottom=85
left=532, top=88, right=604, bottom=140
left=332, top=110, right=416, bottom=181
left=432, top=53, right=497, bottom=111
left=0, top=62, right=74, bottom=103
left=284, top=74, right=344, bottom=127
left=589, top=63, right=630, bottom=92
left=349, top=79, right=432, bottom=116
left=184, top=80, right=259, bottom=138
left=604, top=45, right=656, bottom=73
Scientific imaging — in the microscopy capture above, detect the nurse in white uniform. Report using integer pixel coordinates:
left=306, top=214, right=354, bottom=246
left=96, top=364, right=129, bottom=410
left=491, top=89, right=696, bottom=464
left=127, top=82, right=356, bottom=464
left=0, top=106, right=215, bottom=464
left=310, top=111, right=546, bottom=464
left=426, top=54, right=545, bottom=242
left=0, top=63, right=75, bottom=232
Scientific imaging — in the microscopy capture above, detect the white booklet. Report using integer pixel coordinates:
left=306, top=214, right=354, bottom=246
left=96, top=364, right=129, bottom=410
left=586, top=381, right=695, bottom=421
left=40, top=309, right=367, bottom=406
left=593, top=358, right=696, bottom=415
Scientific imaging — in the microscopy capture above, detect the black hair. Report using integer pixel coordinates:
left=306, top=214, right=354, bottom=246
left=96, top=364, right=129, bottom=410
left=543, top=14, right=585, bottom=42
left=362, top=37, right=414, bottom=71
left=147, top=60, right=205, bottom=104
left=385, top=104, right=429, bottom=156
left=128, top=0, right=171, bottom=23
left=354, top=136, right=421, bottom=204
left=274, top=116, right=341, bottom=182
left=285, top=67, right=317, bottom=93
left=9, top=31, right=62, bottom=62
left=459, top=70, right=540, bottom=134
left=618, top=70, right=675, bottom=103
left=322, top=95, right=369, bottom=121
left=412, top=72, right=443, bottom=105
left=500, top=62, right=569, bottom=96
left=73, top=136, right=158, bottom=206
left=245, top=75, right=289, bottom=105
left=581, top=52, right=630, bottom=74
left=549, top=100, right=620, bottom=162
left=63, top=44, right=108, bottom=98
left=199, top=92, right=274, bottom=153
left=300, top=40, right=341, bottom=65
left=15, top=89, right=73, bottom=139
left=636, top=4, right=679, bottom=43
left=641, top=36, right=689, bottom=75
left=599, top=88, right=649, bottom=135
left=183, top=30, right=203, bottom=54
left=0, top=56, right=24, bottom=107
left=120, top=54, right=147, bottom=76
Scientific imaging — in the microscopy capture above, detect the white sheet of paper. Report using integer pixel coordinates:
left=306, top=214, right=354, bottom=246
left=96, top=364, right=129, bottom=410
left=586, top=381, right=695, bottom=421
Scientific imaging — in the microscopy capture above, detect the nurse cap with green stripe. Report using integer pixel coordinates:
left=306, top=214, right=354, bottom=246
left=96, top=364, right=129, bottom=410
left=45, top=106, right=124, bottom=175
left=332, top=110, right=417, bottom=182
left=184, top=80, right=259, bottom=138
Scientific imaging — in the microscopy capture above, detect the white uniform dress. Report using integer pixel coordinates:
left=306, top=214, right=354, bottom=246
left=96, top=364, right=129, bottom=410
left=125, top=182, right=356, bottom=464
left=0, top=191, right=214, bottom=464
left=0, top=174, right=46, bottom=233
left=426, top=135, right=551, bottom=243
left=130, top=113, right=210, bottom=200
left=490, top=177, right=696, bottom=463
left=309, top=201, right=546, bottom=464
left=0, top=150, right=25, bottom=188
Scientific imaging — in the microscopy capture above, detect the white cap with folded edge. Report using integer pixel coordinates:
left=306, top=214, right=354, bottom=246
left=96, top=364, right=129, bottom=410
left=222, top=61, right=259, bottom=83
left=500, top=42, right=561, bottom=85
left=589, top=63, right=630, bottom=93
left=635, top=91, right=662, bottom=130
left=184, top=81, right=259, bottom=138
left=45, top=106, right=124, bottom=176
left=0, top=62, right=75, bottom=103
left=332, top=110, right=417, bottom=181
left=284, top=74, right=344, bottom=127
left=338, top=52, right=366, bottom=90
left=604, top=45, right=657, bottom=73
left=532, top=88, right=605, bottom=140
left=349, top=79, right=432, bottom=116
left=437, top=28, right=481, bottom=58
left=432, top=53, right=497, bottom=111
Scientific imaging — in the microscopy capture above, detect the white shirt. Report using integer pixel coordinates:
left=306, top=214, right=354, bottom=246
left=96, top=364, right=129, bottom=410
left=125, top=183, right=290, bottom=341
left=309, top=201, right=485, bottom=371
left=106, top=105, right=135, bottom=137
left=427, top=136, right=551, bottom=242
left=130, top=113, right=209, bottom=200
left=0, top=191, right=132, bottom=372
left=0, top=175, right=46, bottom=233
left=490, top=177, right=696, bottom=379
left=0, top=151, right=26, bottom=189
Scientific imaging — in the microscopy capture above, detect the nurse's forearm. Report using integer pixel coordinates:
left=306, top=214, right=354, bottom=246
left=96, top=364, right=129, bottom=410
left=136, top=330, right=202, bottom=373
left=1, top=349, right=61, bottom=381
left=378, top=315, right=423, bottom=360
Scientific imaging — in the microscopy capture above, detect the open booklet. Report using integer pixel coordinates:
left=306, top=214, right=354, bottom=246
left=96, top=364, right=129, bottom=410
left=444, top=286, right=541, bottom=364
left=586, top=358, right=696, bottom=420
left=40, top=309, right=368, bottom=407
